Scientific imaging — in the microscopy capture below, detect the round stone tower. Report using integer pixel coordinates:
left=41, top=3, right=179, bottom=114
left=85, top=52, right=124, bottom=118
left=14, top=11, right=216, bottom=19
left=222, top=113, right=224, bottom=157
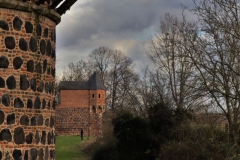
left=0, top=0, right=61, bottom=159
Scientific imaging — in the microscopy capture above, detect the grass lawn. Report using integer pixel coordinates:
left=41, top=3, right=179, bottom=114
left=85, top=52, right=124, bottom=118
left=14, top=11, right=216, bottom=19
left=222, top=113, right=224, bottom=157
left=56, top=136, right=93, bottom=160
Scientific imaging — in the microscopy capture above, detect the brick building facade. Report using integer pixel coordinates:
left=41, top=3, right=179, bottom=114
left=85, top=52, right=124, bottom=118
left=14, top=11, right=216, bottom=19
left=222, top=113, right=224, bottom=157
left=56, top=72, right=105, bottom=136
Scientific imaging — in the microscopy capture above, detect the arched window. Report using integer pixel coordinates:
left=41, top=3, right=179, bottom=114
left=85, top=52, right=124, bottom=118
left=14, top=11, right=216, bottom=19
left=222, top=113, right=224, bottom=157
left=92, top=105, right=96, bottom=113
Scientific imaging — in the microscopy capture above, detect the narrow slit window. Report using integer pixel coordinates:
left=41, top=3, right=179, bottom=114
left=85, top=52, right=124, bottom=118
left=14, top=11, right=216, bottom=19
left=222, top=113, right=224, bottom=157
left=98, top=94, right=101, bottom=98
left=92, top=94, right=95, bottom=99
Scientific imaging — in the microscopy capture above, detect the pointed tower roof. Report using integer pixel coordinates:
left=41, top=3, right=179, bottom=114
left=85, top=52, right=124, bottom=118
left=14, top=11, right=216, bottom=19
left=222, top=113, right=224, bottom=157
left=88, top=72, right=105, bottom=90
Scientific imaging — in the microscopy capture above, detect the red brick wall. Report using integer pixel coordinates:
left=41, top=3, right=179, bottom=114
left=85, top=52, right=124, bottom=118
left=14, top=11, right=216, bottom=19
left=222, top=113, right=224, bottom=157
left=60, top=90, right=89, bottom=107
left=60, top=90, right=105, bottom=107
left=89, top=90, right=105, bottom=107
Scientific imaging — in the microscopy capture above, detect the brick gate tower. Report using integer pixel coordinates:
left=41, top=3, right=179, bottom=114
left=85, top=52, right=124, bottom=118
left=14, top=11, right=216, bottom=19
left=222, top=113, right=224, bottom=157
left=0, top=0, right=77, bottom=159
left=56, top=72, right=105, bottom=136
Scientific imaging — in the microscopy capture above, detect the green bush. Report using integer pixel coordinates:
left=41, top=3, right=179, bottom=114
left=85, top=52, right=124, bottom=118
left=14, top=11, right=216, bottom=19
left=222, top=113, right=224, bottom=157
left=112, top=111, right=155, bottom=160
left=148, top=102, right=193, bottom=155
left=92, top=144, right=118, bottom=160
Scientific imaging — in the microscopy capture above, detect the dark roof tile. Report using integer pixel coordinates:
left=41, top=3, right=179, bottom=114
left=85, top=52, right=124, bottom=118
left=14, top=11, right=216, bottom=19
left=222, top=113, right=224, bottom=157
left=59, top=81, right=88, bottom=90
left=88, top=72, right=105, bottom=90
left=59, top=72, right=105, bottom=90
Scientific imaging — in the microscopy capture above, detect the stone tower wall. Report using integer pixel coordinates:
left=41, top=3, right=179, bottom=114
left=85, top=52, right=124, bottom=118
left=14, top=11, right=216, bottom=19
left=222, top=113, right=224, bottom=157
left=55, top=107, right=104, bottom=137
left=89, top=111, right=103, bottom=137
left=0, top=1, right=60, bottom=159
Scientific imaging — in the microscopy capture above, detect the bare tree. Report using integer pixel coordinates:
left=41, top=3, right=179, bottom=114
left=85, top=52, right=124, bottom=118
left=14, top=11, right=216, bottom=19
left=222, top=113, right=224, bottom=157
left=107, top=50, right=138, bottom=110
left=147, top=13, right=199, bottom=110
left=184, top=0, right=240, bottom=148
left=137, top=67, right=166, bottom=109
left=89, top=46, right=112, bottom=85
left=61, top=60, right=93, bottom=81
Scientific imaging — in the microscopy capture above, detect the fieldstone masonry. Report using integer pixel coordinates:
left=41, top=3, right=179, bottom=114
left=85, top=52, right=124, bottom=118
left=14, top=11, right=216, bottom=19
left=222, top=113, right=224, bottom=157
left=0, top=0, right=67, bottom=159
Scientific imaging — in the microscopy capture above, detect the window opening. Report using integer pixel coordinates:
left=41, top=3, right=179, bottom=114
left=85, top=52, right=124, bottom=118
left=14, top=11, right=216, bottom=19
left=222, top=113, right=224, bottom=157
left=99, top=106, right=103, bottom=112
left=92, top=105, right=96, bottom=113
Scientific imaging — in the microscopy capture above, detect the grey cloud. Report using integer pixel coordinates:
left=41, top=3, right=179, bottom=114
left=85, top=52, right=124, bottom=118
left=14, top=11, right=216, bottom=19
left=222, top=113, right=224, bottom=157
left=91, top=0, right=160, bottom=32
left=57, top=0, right=167, bottom=48
left=56, top=0, right=196, bottom=75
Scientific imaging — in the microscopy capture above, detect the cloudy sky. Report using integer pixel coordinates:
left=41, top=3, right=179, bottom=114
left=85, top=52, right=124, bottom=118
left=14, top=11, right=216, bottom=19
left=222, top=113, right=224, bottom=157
left=56, top=0, right=195, bottom=76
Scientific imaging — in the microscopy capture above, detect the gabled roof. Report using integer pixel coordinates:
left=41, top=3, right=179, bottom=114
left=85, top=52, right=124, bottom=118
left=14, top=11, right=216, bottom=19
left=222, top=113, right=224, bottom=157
left=59, top=72, right=105, bottom=90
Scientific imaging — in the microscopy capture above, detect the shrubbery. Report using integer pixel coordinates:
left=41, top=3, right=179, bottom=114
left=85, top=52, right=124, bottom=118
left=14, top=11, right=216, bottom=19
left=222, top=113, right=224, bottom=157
left=159, top=125, right=229, bottom=160
left=112, top=111, right=155, bottom=160
left=84, top=131, right=118, bottom=160
left=88, top=103, right=235, bottom=160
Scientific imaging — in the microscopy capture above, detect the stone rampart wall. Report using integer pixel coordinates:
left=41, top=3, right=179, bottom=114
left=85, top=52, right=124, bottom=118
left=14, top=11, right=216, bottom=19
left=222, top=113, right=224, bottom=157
left=55, top=107, right=89, bottom=136
left=55, top=106, right=103, bottom=137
